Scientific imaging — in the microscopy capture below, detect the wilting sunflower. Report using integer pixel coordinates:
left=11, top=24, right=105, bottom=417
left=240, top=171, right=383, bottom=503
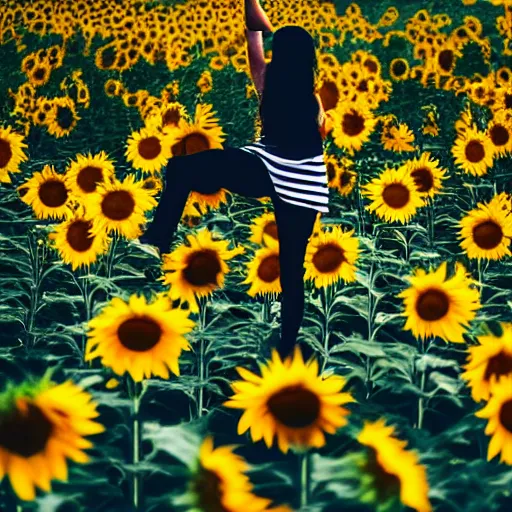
left=459, top=196, right=512, bottom=260
left=48, top=207, right=111, bottom=271
left=304, top=225, right=360, bottom=288
left=331, top=99, right=377, bottom=153
left=168, top=103, right=226, bottom=156
left=83, top=174, right=157, bottom=239
left=185, top=436, right=288, bottom=512
left=0, top=376, right=104, bottom=501
left=85, top=293, right=195, bottom=382
left=17, top=164, right=76, bottom=220
left=452, top=126, right=495, bottom=176
left=224, top=346, right=355, bottom=454
left=161, top=228, right=245, bottom=313
left=475, top=374, right=512, bottom=464
left=461, top=323, right=512, bottom=402
left=381, top=122, right=416, bottom=152
left=398, top=261, right=481, bottom=343
left=125, top=126, right=172, bottom=174
left=404, top=152, right=448, bottom=198
left=248, top=211, right=280, bottom=248
left=0, top=125, right=28, bottom=183
left=325, top=154, right=357, bottom=196
left=241, top=245, right=281, bottom=299
left=356, top=419, right=432, bottom=512
left=64, top=151, right=115, bottom=198
left=46, top=96, right=80, bottom=138
left=362, top=165, right=426, bottom=224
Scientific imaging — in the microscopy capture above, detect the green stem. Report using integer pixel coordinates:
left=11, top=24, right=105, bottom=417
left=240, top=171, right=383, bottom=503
left=131, top=379, right=146, bottom=510
left=417, top=337, right=426, bottom=429
left=197, top=297, right=208, bottom=418
left=321, top=284, right=333, bottom=373
left=299, top=451, right=310, bottom=508
left=262, top=294, right=271, bottom=323
left=107, top=233, right=119, bottom=278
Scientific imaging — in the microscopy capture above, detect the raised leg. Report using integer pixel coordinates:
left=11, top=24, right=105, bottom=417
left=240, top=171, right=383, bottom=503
left=272, top=199, right=317, bottom=361
left=140, top=147, right=276, bottom=253
left=244, top=0, right=274, bottom=32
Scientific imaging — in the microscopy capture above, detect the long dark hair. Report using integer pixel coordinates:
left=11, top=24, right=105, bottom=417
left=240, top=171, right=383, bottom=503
left=259, top=25, right=322, bottom=151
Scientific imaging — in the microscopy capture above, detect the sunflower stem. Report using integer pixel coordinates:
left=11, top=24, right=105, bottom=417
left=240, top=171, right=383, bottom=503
left=262, top=294, right=271, bottom=323
left=417, top=337, right=427, bottom=429
left=130, top=379, right=146, bottom=510
left=106, top=233, right=119, bottom=279
left=321, top=284, right=333, bottom=373
left=427, top=199, right=435, bottom=250
left=197, top=297, right=208, bottom=418
left=356, top=176, right=367, bottom=236
left=26, top=228, right=43, bottom=347
left=299, top=451, right=310, bottom=508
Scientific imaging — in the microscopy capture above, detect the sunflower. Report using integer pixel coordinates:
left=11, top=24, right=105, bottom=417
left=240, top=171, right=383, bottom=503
left=248, top=211, right=280, bottom=248
left=161, top=228, right=245, bottom=314
left=362, top=165, right=426, bottom=224
left=389, top=58, right=409, bottom=81
left=398, top=261, right=481, bottom=343
left=27, top=62, right=51, bottom=88
left=325, top=155, right=357, bottom=196
left=17, top=165, right=76, bottom=220
left=0, top=376, right=104, bottom=501
left=459, top=196, right=512, bottom=260
left=64, top=151, right=115, bottom=198
left=461, top=323, right=512, bottom=402
left=331, top=99, right=377, bottom=154
left=168, top=103, right=226, bottom=156
left=141, top=175, right=164, bottom=196
left=487, top=114, right=512, bottom=156
left=125, top=126, right=171, bottom=174
left=145, top=101, right=189, bottom=134
left=317, top=76, right=340, bottom=112
left=452, top=125, right=495, bottom=176
left=0, top=125, right=28, bottom=184
left=241, top=245, right=281, bottom=299
left=83, top=174, right=157, bottom=239
left=85, top=293, right=195, bottom=382
left=223, top=346, right=355, bottom=454
left=188, top=188, right=231, bottom=214
left=46, top=96, right=80, bottom=138
left=104, top=78, right=125, bottom=97
left=304, top=225, right=360, bottom=288
left=381, top=122, right=416, bottom=152
left=48, top=207, right=111, bottom=271
left=404, top=152, right=448, bottom=198
left=475, top=374, right=512, bottom=464
left=356, top=419, right=432, bottom=512
left=186, top=436, right=288, bottom=512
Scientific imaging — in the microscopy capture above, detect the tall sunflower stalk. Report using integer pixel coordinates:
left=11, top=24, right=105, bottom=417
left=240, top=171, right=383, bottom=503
left=416, top=337, right=427, bottom=429
left=261, top=293, right=272, bottom=323
left=356, top=173, right=367, bottom=236
left=70, top=265, right=94, bottom=356
left=320, top=283, right=335, bottom=373
left=105, top=231, right=120, bottom=279
left=197, top=295, right=209, bottom=418
left=129, top=378, right=148, bottom=509
left=299, top=451, right=311, bottom=508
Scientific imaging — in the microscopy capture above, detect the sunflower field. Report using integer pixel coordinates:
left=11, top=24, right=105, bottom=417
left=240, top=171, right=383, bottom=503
left=1, top=0, right=512, bottom=510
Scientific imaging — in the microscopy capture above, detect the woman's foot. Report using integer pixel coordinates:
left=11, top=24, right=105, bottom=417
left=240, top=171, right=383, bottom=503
left=245, top=0, right=274, bottom=32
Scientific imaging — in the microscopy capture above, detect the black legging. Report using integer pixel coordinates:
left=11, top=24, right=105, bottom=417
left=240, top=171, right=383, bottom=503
left=140, top=147, right=318, bottom=359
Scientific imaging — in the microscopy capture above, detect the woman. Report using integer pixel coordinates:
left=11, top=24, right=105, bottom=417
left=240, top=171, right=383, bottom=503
left=136, top=0, right=329, bottom=360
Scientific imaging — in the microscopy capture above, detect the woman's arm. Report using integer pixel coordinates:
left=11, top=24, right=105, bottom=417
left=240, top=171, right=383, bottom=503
left=246, top=28, right=267, bottom=98
left=315, top=92, right=328, bottom=140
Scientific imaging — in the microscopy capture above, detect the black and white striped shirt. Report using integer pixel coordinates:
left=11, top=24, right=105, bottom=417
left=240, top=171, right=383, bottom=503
left=240, top=139, right=330, bottom=213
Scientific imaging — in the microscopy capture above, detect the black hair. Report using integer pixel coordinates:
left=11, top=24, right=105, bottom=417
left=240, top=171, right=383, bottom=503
left=259, top=25, right=322, bottom=152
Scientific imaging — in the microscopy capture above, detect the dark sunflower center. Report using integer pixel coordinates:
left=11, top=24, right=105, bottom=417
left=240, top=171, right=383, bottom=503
left=340, top=170, right=352, bottom=187
left=117, top=315, right=162, bottom=352
left=257, top=254, right=280, bottom=283
left=483, top=351, right=512, bottom=382
left=490, top=125, right=509, bottom=147
left=342, top=111, right=365, bottom=137
left=364, top=59, right=378, bottom=73
left=365, top=447, right=401, bottom=503
left=505, top=94, right=512, bottom=110
left=319, top=80, right=339, bottom=111
left=312, top=243, right=345, bottom=273
left=172, top=133, right=210, bottom=156
left=100, top=45, right=117, bottom=68
left=411, top=167, right=434, bottom=192
left=39, top=179, right=68, bottom=207
left=0, top=402, right=54, bottom=457
left=183, top=249, right=221, bottom=286
left=498, top=399, right=512, bottom=434
left=438, top=49, right=454, bottom=72
left=138, top=136, right=162, bottom=160
left=0, top=138, right=13, bottom=168
left=263, top=221, right=279, bottom=240
left=56, top=106, right=74, bottom=130
left=465, top=140, right=485, bottom=163
left=382, top=183, right=410, bottom=208
left=192, top=466, right=227, bottom=512
left=33, top=67, right=46, bottom=80
left=66, top=219, right=94, bottom=252
left=101, top=190, right=135, bottom=221
left=416, top=289, right=449, bottom=321
left=472, top=220, right=503, bottom=249
left=326, top=162, right=336, bottom=182
left=77, top=165, right=104, bottom=193
left=357, top=79, right=369, bottom=92
left=267, top=385, right=321, bottom=428
left=392, top=59, right=407, bottom=77
left=162, top=108, right=181, bottom=126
